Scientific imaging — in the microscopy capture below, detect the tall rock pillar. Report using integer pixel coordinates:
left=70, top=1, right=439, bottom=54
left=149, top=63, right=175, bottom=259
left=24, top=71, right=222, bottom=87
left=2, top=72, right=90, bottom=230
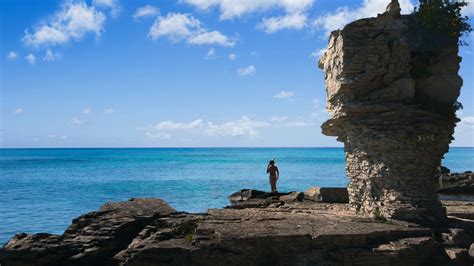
left=318, top=5, right=462, bottom=225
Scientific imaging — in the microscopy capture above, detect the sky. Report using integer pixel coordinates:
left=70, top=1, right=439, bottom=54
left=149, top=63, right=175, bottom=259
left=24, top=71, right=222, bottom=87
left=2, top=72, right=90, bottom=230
left=1, top=0, right=473, bottom=148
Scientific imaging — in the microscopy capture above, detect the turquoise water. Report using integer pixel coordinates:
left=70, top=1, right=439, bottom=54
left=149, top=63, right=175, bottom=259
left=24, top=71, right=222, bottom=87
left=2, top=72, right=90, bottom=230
left=0, top=147, right=473, bottom=244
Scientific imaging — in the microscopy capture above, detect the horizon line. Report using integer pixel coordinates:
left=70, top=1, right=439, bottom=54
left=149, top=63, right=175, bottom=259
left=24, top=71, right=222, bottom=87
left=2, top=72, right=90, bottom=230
left=1, top=146, right=474, bottom=149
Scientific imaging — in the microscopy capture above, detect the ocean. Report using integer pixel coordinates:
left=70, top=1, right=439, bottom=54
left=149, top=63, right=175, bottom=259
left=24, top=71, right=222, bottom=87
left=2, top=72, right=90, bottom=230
left=1, top=147, right=473, bottom=244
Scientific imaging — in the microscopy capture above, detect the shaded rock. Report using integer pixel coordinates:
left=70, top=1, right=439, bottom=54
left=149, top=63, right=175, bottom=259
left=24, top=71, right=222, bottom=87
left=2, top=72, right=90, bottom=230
left=445, top=248, right=469, bottom=266
left=439, top=181, right=474, bottom=195
left=442, top=228, right=473, bottom=248
left=305, top=187, right=349, bottom=203
left=279, top=192, right=304, bottom=202
left=438, top=166, right=451, bottom=175
left=228, top=189, right=266, bottom=203
left=469, top=243, right=474, bottom=263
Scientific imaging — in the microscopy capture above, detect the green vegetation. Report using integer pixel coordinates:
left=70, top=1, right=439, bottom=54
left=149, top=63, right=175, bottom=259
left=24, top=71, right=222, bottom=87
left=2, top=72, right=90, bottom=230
left=174, top=220, right=197, bottom=243
left=415, top=0, right=472, bottom=46
left=372, top=207, right=386, bottom=221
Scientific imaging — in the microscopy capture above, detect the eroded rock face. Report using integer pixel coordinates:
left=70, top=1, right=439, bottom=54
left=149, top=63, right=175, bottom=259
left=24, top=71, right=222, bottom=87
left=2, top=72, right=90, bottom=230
left=0, top=198, right=176, bottom=265
left=1, top=197, right=472, bottom=265
left=318, top=4, right=462, bottom=225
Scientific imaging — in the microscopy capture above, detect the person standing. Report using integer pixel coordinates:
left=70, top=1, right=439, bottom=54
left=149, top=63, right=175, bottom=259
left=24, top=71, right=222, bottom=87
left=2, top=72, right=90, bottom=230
left=266, top=159, right=279, bottom=193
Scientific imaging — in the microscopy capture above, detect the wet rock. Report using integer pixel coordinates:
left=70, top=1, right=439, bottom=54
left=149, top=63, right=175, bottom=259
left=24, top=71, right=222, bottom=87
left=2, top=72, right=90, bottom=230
left=304, top=187, right=349, bottom=203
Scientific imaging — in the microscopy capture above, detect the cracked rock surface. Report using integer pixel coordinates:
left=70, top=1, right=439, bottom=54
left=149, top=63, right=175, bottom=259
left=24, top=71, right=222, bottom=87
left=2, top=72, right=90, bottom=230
left=1, top=196, right=472, bottom=265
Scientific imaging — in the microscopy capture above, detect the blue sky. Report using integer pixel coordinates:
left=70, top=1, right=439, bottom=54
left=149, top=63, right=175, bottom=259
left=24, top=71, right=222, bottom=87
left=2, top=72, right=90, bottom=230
left=1, top=0, right=473, bottom=148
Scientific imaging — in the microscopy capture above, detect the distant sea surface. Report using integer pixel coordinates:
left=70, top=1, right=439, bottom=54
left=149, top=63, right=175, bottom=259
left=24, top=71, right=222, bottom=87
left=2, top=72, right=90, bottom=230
left=1, top=147, right=473, bottom=243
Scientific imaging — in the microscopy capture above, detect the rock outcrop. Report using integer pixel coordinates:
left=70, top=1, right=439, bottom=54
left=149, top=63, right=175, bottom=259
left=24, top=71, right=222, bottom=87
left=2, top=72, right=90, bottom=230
left=0, top=198, right=176, bottom=265
left=438, top=172, right=474, bottom=195
left=318, top=0, right=462, bottom=225
left=3, top=196, right=473, bottom=265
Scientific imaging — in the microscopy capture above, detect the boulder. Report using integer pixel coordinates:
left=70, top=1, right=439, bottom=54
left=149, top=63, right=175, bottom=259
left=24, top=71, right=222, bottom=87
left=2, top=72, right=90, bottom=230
left=437, top=166, right=451, bottom=175
left=438, top=181, right=474, bottom=195
left=305, top=187, right=349, bottom=203
left=279, top=192, right=304, bottom=202
left=228, top=189, right=266, bottom=204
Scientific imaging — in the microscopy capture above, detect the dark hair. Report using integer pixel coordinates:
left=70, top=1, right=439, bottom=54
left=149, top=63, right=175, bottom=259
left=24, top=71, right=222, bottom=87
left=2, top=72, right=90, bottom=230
left=269, top=160, right=275, bottom=165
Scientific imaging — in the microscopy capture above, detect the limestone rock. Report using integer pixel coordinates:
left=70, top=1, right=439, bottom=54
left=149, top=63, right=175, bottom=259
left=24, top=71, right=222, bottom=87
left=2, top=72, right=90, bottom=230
left=445, top=248, right=469, bottom=265
left=384, top=0, right=401, bottom=18
left=304, top=187, right=349, bottom=203
left=1, top=198, right=473, bottom=265
left=318, top=4, right=462, bottom=225
left=279, top=192, right=304, bottom=202
left=0, top=198, right=176, bottom=265
left=228, top=189, right=266, bottom=203
left=469, top=243, right=474, bottom=264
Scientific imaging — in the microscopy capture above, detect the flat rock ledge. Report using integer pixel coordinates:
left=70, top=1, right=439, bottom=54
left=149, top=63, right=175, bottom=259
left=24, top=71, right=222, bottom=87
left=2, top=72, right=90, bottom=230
left=1, top=194, right=473, bottom=266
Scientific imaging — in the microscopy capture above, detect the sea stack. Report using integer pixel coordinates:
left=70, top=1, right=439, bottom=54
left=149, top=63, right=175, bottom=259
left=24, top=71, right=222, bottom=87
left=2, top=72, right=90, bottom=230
left=318, top=0, right=462, bottom=225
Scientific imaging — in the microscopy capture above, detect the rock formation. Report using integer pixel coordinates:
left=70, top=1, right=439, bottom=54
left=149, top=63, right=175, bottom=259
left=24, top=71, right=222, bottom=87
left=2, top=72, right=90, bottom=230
left=3, top=196, right=473, bottom=265
left=318, top=0, right=462, bottom=225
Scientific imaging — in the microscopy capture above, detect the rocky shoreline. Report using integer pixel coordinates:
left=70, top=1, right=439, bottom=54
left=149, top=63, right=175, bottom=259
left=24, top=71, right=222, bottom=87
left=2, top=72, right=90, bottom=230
left=1, top=186, right=473, bottom=266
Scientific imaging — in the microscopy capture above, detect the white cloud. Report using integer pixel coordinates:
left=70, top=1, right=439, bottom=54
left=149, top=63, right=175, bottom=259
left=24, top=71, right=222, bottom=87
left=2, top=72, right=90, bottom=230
left=237, top=65, right=256, bottom=76
left=273, top=91, right=295, bottom=99
left=25, top=53, right=36, bottom=64
left=310, top=48, right=326, bottom=58
left=104, top=108, right=114, bottom=114
left=206, top=116, right=269, bottom=137
left=43, top=49, right=58, bottom=62
left=133, top=5, right=159, bottom=21
left=228, top=53, right=237, bottom=60
left=257, top=12, right=307, bottom=33
left=71, top=116, right=86, bottom=124
left=271, top=116, right=288, bottom=122
left=148, top=13, right=236, bottom=46
left=7, top=51, right=18, bottom=60
left=282, top=121, right=315, bottom=127
left=153, top=119, right=204, bottom=131
left=206, top=48, right=216, bottom=59
left=312, top=0, right=415, bottom=36
left=83, top=107, right=92, bottom=114
left=460, top=116, right=474, bottom=127
left=188, top=30, right=236, bottom=46
left=149, top=13, right=200, bottom=41
left=13, top=108, right=24, bottom=115
left=23, top=1, right=106, bottom=47
left=184, top=0, right=314, bottom=20
left=184, top=0, right=313, bottom=33
left=311, top=97, right=329, bottom=121
left=462, top=0, right=474, bottom=16
left=145, top=115, right=315, bottom=139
